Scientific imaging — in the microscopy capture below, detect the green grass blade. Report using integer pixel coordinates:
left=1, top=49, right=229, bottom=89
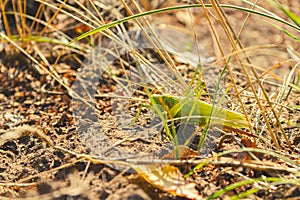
left=269, top=20, right=300, bottom=43
left=209, top=177, right=300, bottom=199
left=230, top=188, right=261, bottom=200
left=1, top=35, right=84, bottom=50
left=208, top=179, right=259, bottom=199
left=271, top=0, right=300, bottom=27
left=71, top=4, right=300, bottom=43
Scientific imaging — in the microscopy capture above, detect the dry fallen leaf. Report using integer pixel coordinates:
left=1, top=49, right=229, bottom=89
left=133, top=164, right=200, bottom=199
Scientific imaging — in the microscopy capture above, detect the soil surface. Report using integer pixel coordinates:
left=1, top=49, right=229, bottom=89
left=0, top=0, right=299, bottom=199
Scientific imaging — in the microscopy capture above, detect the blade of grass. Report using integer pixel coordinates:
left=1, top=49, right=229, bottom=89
left=71, top=4, right=300, bottom=43
left=271, top=0, right=300, bottom=27
left=1, top=35, right=84, bottom=50
left=230, top=188, right=261, bottom=200
left=209, top=177, right=300, bottom=199
left=270, top=22, right=300, bottom=42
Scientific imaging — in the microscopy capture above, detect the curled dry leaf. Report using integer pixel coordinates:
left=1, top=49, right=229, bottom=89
left=133, top=164, right=200, bottom=199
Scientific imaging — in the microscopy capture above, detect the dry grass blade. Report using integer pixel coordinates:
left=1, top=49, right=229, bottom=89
left=0, top=31, right=95, bottom=111
left=1, top=0, right=11, bottom=35
left=121, top=0, right=187, bottom=92
left=209, top=0, right=293, bottom=149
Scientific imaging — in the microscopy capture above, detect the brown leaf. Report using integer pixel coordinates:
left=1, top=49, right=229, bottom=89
left=133, top=164, right=200, bottom=199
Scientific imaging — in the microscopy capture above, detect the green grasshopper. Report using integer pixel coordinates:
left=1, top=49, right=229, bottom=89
left=133, top=93, right=249, bottom=143
left=132, top=93, right=250, bottom=158
left=150, top=94, right=248, bottom=129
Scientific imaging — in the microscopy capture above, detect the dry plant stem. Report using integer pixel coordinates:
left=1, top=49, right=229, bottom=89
left=33, top=45, right=60, bottom=79
left=4, top=12, right=76, bottom=41
left=237, top=61, right=291, bottom=95
left=28, top=0, right=43, bottom=33
left=220, top=3, right=291, bottom=149
left=25, top=146, right=300, bottom=180
left=27, top=146, right=300, bottom=175
left=41, top=0, right=97, bottom=30
left=0, top=182, right=36, bottom=187
left=13, top=154, right=298, bottom=187
left=209, top=0, right=253, bottom=131
left=210, top=0, right=283, bottom=149
left=81, top=160, right=91, bottom=181
left=0, top=32, right=95, bottom=112
left=1, top=125, right=297, bottom=186
left=121, top=0, right=187, bottom=91
left=39, top=0, right=68, bottom=36
left=40, top=0, right=100, bottom=71
left=48, top=1, right=168, bottom=97
left=56, top=0, right=101, bottom=28
left=250, top=67, right=292, bottom=148
left=215, top=1, right=291, bottom=149
left=0, top=125, right=54, bottom=147
left=18, top=0, right=26, bottom=36
left=12, top=0, right=21, bottom=36
left=17, top=158, right=86, bottom=183
left=1, top=0, right=11, bottom=36
left=228, top=0, right=278, bottom=97
left=86, top=0, right=105, bottom=24
left=214, top=45, right=298, bottom=92
left=47, top=135, right=297, bottom=172
left=197, top=0, right=253, bottom=131
left=21, top=0, right=27, bottom=34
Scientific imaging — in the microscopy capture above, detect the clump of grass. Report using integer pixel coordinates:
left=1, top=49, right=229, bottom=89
left=1, top=0, right=299, bottom=199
